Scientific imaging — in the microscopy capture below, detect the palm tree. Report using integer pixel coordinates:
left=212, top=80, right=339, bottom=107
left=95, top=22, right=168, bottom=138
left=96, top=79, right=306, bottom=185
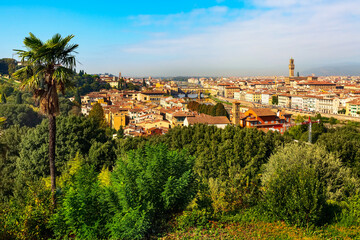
left=13, top=33, right=78, bottom=204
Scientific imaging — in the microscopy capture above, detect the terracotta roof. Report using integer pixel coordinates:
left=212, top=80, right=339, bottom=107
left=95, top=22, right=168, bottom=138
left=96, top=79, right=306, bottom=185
left=299, top=81, right=336, bottom=85
left=348, top=98, right=360, bottom=105
left=173, top=112, right=195, bottom=117
left=186, top=114, right=230, bottom=125
left=250, top=108, right=276, bottom=117
left=141, top=90, right=165, bottom=95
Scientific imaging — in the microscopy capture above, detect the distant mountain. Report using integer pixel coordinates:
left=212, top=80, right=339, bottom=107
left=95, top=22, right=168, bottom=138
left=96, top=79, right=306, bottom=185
left=303, top=63, right=360, bottom=76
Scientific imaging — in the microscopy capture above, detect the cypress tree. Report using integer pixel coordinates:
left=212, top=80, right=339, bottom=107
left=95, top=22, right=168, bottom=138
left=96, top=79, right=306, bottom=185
left=16, top=92, right=23, bottom=104
left=75, top=88, right=81, bottom=105
left=1, top=93, right=6, bottom=104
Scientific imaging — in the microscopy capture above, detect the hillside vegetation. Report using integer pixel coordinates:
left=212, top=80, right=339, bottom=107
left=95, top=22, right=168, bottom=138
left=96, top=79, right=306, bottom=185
left=1, top=108, right=360, bottom=239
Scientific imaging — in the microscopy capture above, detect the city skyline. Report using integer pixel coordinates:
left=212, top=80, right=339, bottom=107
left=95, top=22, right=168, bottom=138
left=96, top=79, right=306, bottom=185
left=1, top=0, right=359, bottom=76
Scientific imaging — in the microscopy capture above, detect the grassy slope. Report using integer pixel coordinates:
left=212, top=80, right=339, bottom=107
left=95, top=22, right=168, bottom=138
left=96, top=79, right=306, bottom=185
left=208, top=95, right=232, bottom=106
left=160, top=221, right=360, bottom=240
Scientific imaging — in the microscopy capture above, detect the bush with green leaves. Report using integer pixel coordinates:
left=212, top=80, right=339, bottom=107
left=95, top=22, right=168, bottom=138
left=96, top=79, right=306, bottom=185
left=339, top=194, right=360, bottom=226
left=0, top=125, right=29, bottom=202
left=51, top=144, right=196, bottom=239
left=261, top=143, right=358, bottom=227
left=317, top=126, right=360, bottom=177
left=176, top=209, right=212, bottom=229
left=0, top=179, right=53, bottom=240
left=51, top=164, right=109, bottom=239
left=107, top=144, right=196, bottom=239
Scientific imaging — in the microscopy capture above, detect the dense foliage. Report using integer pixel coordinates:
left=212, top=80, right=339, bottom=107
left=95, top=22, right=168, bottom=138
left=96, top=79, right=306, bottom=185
left=18, top=115, right=108, bottom=178
left=262, top=143, right=358, bottom=226
left=0, top=104, right=43, bottom=128
left=51, top=144, right=195, bottom=239
left=187, top=101, right=229, bottom=118
left=67, top=72, right=111, bottom=97
left=1, top=110, right=360, bottom=239
left=0, top=58, right=17, bottom=76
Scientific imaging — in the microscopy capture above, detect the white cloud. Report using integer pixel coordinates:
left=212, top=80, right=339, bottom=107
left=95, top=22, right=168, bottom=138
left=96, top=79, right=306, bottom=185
left=113, top=0, right=360, bottom=76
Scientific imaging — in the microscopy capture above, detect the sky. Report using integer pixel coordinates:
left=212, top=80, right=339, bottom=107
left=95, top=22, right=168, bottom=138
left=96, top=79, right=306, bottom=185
left=0, top=0, right=359, bottom=76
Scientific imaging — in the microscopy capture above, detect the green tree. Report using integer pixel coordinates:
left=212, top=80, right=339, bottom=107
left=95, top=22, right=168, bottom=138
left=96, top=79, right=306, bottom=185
left=13, top=33, right=78, bottom=200
left=0, top=125, right=30, bottom=202
left=315, top=113, right=322, bottom=120
left=88, top=141, right=116, bottom=171
left=0, top=58, right=17, bottom=75
left=317, top=126, right=360, bottom=177
left=294, top=114, right=305, bottom=123
left=8, top=62, right=16, bottom=76
left=18, top=115, right=108, bottom=180
left=15, top=92, right=22, bottom=104
left=0, top=104, right=43, bottom=128
left=338, top=109, right=346, bottom=114
left=117, top=125, right=124, bottom=138
left=89, top=102, right=106, bottom=127
left=1, top=93, right=6, bottom=104
left=329, top=117, right=337, bottom=125
left=214, top=103, right=228, bottom=117
left=74, top=88, right=81, bottom=105
left=271, top=95, right=278, bottom=105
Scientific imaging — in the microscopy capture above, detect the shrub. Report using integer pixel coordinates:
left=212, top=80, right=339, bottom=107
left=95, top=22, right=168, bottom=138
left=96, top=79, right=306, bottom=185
left=0, top=180, right=53, bottom=240
left=176, top=209, right=212, bottom=229
left=107, top=144, right=196, bottom=238
left=51, top=164, right=109, bottom=239
left=339, top=194, right=360, bottom=226
left=261, top=143, right=357, bottom=227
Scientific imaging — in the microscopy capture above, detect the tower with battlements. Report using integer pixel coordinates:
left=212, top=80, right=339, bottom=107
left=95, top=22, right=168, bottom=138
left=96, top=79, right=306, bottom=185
left=289, top=58, right=295, bottom=77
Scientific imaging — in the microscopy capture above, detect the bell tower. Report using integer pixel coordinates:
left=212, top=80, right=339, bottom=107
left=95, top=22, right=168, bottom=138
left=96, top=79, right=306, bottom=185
left=289, top=58, right=295, bottom=77
left=232, top=102, right=241, bottom=125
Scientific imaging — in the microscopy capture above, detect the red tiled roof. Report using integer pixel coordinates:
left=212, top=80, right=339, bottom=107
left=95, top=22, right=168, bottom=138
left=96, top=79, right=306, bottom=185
left=250, top=108, right=276, bottom=117
left=186, top=114, right=230, bottom=125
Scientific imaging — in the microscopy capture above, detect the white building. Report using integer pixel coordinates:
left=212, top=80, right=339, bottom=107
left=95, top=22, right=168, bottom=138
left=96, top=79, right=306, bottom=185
left=245, top=92, right=254, bottom=102
left=316, top=97, right=339, bottom=114
left=278, top=94, right=291, bottom=108
left=291, top=96, right=304, bottom=110
left=302, top=96, right=317, bottom=112
left=261, top=93, right=271, bottom=105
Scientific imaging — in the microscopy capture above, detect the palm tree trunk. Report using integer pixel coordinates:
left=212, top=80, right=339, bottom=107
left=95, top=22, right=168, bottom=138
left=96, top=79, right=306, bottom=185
left=48, top=114, right=56, bottom=205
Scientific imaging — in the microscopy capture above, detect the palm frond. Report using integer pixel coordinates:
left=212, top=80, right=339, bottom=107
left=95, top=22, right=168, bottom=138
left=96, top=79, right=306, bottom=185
left=24, top=32, right=43, bottom=51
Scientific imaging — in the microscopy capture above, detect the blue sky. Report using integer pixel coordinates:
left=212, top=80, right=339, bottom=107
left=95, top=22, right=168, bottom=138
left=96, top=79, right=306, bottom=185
left=1, top=0, right=359, bottom=76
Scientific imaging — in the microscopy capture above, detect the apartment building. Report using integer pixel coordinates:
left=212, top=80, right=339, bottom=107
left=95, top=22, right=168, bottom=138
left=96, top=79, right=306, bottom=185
left=291, top=95, right=304, bottom=110
left=278, top=94, right=292, bottom=108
